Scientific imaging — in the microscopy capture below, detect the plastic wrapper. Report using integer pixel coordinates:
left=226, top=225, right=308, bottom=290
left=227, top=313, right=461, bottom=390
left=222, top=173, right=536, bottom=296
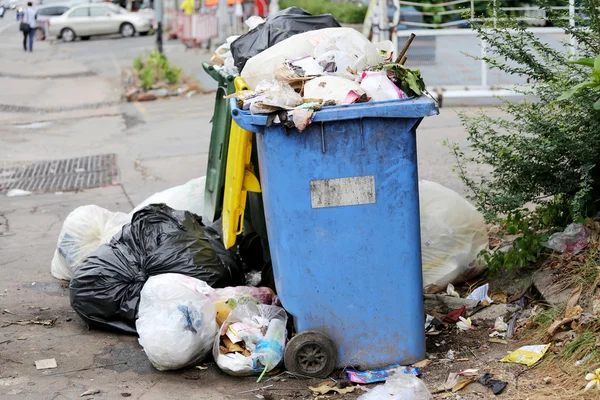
left=357, top=370, right=432, bottom=400
left=545, top=223, right=591, bottom=253
left=213, top=303, right=287, bottom=376
left=304, top=76, right=364, bottom=105
left=360, top=71, right=408, bottom=102
left=231, top=7, right=340, bottom=73
left=70, top=204, right=244, bottom=334
left=136, top=273, right=217, bottom=370
left=242, top=27, right=382, bottom=89
left=500, top=344, right=550, bottom=366
left=209, top=286, right=278, bottom=326
left=132, top=176, right=206, bottom=217
left=347, top=365, right=420, bottom=384
left=419, top=180, right=489, bottom=291
left=51, top=205, right=129, bottom=281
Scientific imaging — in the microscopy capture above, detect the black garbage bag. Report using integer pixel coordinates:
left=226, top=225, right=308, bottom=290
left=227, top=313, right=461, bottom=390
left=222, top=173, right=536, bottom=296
left=231, top=6, right=341, bottom=72
left=70, top=204, right=244, bottom=334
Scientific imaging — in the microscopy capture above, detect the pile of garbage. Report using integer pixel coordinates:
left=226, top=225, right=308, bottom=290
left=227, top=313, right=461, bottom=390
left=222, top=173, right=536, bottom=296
left=212, top=7, right=427, bottom=133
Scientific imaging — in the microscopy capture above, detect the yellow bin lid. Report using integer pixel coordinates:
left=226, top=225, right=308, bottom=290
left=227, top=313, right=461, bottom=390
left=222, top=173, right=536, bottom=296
left=222, top=77, right=261, bottom=249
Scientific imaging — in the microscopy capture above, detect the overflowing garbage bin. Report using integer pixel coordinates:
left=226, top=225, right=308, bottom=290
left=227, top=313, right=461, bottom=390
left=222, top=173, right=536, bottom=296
left=231, top=97, right=438, bottom=373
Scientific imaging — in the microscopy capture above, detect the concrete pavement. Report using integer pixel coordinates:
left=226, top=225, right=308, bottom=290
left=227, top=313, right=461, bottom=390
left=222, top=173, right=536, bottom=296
left=0, top=12, right=501, bottom=399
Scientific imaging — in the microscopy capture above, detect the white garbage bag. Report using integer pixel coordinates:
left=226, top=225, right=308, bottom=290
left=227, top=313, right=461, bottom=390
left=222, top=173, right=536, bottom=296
left=419, top=181, right=489, bottom=290
left=241, top=27, right=383, bottom=89
left=131, top=176, right=206, bottom=217
left=136, top=273, right=217, bottom=371
left=50, top=205, right=129, bottom=281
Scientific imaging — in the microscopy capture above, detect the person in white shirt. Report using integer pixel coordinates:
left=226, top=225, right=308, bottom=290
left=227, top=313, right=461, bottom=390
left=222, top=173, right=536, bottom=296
left=20, top=2, right=37, bottom=52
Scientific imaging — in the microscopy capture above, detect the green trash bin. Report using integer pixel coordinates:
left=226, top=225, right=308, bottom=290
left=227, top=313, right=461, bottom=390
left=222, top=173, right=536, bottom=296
left=203, top=62, right=236, bottom=223
left=202, top=63, right=270, bottom=277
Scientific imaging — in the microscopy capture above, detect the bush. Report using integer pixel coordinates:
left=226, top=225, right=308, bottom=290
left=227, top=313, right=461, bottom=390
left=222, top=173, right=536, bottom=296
left=278, top=0, right=367, bottom=24
left=453, top=0, right=600, bottom=223
left=133, top=51, right=183, bottom=91
left=451, top=0, right=600, bottom=272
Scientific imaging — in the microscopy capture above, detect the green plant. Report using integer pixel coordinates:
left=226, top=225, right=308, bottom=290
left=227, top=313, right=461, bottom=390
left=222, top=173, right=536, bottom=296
left=452, top=0, right=600, bottom=231
left=481, top=211, right=549, bottom=275
left=278, top=0, right=367, bottom=24
left=140, top=67, right=154, bottom=91
left=558, top=54, right=600, bottom=109
left=136, top=50, right=183, bottom=91
left=133, top=56, right=144, bottom=71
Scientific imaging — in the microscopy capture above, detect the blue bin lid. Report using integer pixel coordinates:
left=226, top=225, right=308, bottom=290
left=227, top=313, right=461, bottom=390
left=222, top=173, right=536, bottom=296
left=230, top=97, right=439, bottom=133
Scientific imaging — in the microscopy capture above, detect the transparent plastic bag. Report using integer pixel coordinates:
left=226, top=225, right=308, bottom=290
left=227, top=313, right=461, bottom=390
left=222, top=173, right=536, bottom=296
left=136, top=273, right=217, bottom=371
left=213, top=303, right=287, bottom=376
left=51, top=205, right=128, bottom=281
left=250, top=80, right=303, bottom=113
left=419, top=181, right=489, bottom=291
left=545, top=223, right=590, bottom=253
left=131, top=176, right=205, bottom=217
left=209, top=286, right=279, bottom=327
left=358, top=370, right=432, bottom=400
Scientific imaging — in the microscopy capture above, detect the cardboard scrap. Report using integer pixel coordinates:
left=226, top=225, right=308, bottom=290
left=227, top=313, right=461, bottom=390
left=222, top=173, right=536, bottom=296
left=35, top=358, right=57, bottom=370
left=412, top=359, right=432, bottom=369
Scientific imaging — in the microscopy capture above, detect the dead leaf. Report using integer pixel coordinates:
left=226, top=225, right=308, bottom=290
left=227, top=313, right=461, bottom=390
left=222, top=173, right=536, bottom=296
left=596, top=335, right=600, bottom=348
left=456, top=358, right=470, bottom=361
left=17, top=336, right=27, bottom=340
left=308, top=384, right=356, bottom=395
left=565, top=305, right=583, bottom=319
left=3, top=318, right=56, bottom=327
left=547, top=317, right=576, bottom=337
left=195, top=365, right=208, bottom=370
left=3, top=309, right=15, bottom=315
left=35, top=358, right=57, bottom=370
left=452, top=378, right=476, bottom=392
left=80, top=389, right=100, bottom=397
left=489, top=338, right=509, bottom=344
left=491, top=292, right=508, bottom=303
left=439, top=394, right=454, bottom=399
left=565, top=286, right=582, bottom=316
left=412, top=359, right=432, bottom=369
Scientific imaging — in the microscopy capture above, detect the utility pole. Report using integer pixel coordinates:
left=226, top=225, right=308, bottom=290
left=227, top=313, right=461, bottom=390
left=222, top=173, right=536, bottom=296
left=217, top=0, right=227, bottom=44
left=155, top=0, right=163, bottom=53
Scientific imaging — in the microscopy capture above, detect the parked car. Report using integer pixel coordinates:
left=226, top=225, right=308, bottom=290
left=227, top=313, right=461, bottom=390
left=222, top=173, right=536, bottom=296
left=0, top=5, right=5, bottom=17
left=48, top=3, right=152, bottom=42
left=35, top=3, right=69, bottom=40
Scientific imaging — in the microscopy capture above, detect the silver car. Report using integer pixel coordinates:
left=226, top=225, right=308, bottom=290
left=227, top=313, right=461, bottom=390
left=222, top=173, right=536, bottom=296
left=48, top=3, right=152, bottom=42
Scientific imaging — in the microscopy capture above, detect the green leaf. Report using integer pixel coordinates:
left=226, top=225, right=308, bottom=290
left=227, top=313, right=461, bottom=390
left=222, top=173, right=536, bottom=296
left=594, top=98, right=600, bottom=110
left=595, top=55, right=600, bottom=73
left=569, top=57, right=595, bottom=68
left=557, top=81, right=598, bottom=101
left=405, top=73, right=422, bottom=96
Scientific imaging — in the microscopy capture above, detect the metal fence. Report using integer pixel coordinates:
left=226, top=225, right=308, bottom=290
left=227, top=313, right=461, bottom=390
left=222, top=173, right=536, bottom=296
left=367, top=0, right=578, bottom=102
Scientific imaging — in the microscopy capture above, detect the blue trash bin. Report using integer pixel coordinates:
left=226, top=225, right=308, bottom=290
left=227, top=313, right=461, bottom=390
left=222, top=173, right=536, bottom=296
left=231, top=97, right=438, bottom=371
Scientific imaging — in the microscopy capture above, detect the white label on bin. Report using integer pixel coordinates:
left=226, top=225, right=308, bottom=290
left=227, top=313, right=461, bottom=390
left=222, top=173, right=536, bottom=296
left=310, top=176, right=376, bottom=209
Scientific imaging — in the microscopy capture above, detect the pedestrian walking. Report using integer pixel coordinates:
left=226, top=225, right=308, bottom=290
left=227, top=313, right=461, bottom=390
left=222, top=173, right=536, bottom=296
left=20, top=2, right=37, bottom=52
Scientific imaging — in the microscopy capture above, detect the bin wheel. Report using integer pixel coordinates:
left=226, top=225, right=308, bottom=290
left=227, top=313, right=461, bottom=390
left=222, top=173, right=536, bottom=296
left=284, top=331, right=337, bottom=378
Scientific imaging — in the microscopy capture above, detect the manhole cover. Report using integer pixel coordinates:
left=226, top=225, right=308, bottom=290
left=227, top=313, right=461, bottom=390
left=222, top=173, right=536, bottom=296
left=0, top=154, right=118, bottom=194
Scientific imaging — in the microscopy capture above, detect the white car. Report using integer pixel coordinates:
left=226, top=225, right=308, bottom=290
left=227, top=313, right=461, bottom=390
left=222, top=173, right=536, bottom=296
left=48, top=3, right=152, bottom=42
